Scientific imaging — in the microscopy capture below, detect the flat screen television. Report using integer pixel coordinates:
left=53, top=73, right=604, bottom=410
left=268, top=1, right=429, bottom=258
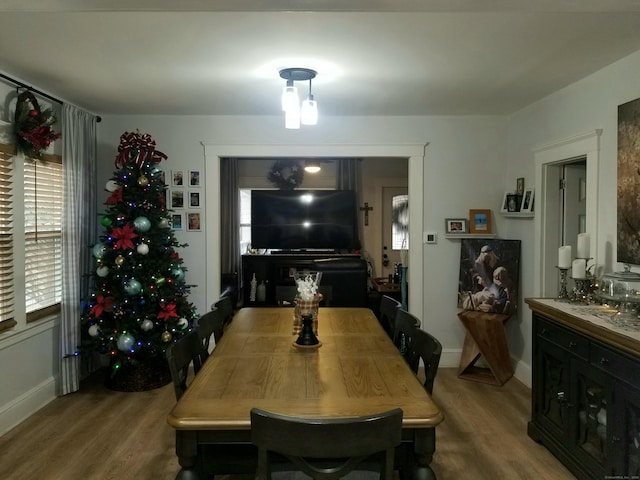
left=251, top=190, right=358, bottom=251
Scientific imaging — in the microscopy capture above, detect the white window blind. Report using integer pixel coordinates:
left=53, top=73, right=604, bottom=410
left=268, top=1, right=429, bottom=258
left=24, top=158, right=63, bottom=320
left=0, top=150, right=15, bottom=329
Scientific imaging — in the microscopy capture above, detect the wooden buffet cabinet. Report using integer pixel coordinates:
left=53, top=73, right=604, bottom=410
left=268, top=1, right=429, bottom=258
left=526, top=298, right=640, bottom=480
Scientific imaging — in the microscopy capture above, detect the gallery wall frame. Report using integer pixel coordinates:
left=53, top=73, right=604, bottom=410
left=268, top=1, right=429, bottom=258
left=469, top=209, right=492, bottom=234
left=445, top=218, right=468, bottom=234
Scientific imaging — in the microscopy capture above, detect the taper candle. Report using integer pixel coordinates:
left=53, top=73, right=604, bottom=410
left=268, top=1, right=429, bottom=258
left=558, top=245, right=572, bottom=269
left=577, top=233, right=590, bottom=259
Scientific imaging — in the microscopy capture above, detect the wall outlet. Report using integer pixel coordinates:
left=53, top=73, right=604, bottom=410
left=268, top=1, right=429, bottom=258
left=424, top=232, right=437, bottom=244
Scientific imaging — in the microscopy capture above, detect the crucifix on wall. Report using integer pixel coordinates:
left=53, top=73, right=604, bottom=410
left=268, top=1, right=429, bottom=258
left=360, top=202, right=373, bottom=226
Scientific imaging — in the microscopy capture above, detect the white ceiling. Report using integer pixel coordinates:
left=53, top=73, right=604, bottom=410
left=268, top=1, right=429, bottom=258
left=1, top=1, right=640, bottom=117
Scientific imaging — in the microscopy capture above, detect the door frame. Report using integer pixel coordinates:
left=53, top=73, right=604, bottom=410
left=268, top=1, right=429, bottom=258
left=203, top=143, right=426, bottom=316
left=533, top=130, right=601, bottom=297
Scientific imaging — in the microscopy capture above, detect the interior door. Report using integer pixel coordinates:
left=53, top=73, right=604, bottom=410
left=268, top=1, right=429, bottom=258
left=382, top=186, right=408, bottom=279
left=562, top=160, right=587, bottom=266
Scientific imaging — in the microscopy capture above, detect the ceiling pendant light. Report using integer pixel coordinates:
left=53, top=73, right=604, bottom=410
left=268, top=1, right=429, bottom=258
left=279, top=68, right=317, bottom=129
left=304, top=160, right=321, bottom=173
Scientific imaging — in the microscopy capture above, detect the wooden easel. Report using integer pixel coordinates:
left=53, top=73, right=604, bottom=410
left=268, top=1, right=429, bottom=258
left=457, top=310, right=513, bottom=386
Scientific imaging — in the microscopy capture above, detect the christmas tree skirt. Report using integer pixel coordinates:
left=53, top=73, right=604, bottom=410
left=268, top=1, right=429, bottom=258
left=105, top=355, right=171, bottom=392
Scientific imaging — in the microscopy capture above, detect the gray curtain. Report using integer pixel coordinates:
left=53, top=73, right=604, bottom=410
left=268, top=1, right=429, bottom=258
left=336, top=158, right=363, bottom=246
left=60, top=104, right=97, bottom=395
left=220, top=158, right=240, bottom=288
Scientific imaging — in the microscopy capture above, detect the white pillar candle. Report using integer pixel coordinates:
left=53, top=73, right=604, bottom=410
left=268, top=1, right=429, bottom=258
left=558, top=245, right=572, bottom=269
left=577, top=233, right=590, bottom=259
left=572, top=258, right=586, bottom=279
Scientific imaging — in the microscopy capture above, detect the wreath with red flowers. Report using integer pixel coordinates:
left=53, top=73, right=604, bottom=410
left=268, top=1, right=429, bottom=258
left=14, top=90, right=62, bottom=160
left=267, top=159, right=304, bottom=190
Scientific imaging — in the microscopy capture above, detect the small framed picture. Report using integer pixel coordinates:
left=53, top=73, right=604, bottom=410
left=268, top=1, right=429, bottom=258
left=506, top=194, right=521, bottom=212
left=187, top=212, right=201, bottom=231
left=189, top=170, right=201, bottom=187
left=516, top=177, right=525, bottom=196
left=469, top=209, right=492, bottom=234
left=500, top=192, right=511, bottom=213
left=171, top=213, right=183, bottom=230
left=172, top=170, right=184, bottom=186
left=171, top=190, right=184, bottom=209
left=520, top=188, right=535, bottom=213
left=189, top=191, right=200, bottom=208
left=445, top=218, right=467, bottom=234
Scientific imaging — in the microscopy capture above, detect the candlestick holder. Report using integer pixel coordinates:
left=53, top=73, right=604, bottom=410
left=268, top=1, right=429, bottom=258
left=571, top=278, right=593, bottom=304
left=557, top=267, right=570, bottom=301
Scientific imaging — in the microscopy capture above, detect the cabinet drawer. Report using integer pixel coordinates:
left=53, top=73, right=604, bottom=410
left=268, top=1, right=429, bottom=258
left=590, top=341, right=640, bottom=387
left=536, top=316, right=589, bottom=360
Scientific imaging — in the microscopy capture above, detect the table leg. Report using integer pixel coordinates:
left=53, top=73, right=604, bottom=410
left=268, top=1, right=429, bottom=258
left=175, top=431, right=201, bottom=480
left=412, top=428, right=437, bottom=480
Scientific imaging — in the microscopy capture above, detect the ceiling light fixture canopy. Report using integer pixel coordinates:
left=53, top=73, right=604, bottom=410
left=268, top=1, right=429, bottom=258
left=279, top=68, right=318, bottom=129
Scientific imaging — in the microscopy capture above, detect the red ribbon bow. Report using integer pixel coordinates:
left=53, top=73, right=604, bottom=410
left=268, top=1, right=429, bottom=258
left=114, top=131, right=168, bottom=169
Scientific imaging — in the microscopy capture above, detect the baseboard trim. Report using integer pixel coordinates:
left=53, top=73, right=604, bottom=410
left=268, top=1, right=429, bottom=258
left=0, top=376, right=56, bottom=436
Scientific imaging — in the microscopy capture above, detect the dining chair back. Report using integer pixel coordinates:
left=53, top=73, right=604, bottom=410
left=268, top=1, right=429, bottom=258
left=409, top=328, right=443, bottom=394
left=195, top=307, right=225, bottom=365
left=378, top=295, right=401, bottom=338
left=166, top=329, right=204, bottom=400
left=392, top=309, right=421, bottom=370
left=251, top=407, right=403, bottom=480
left=213, top=294, right=234, bottom=327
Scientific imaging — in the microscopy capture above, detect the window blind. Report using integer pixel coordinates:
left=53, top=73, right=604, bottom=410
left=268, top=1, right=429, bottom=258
left=0, top=151, right=15, bottom=329
left=24, top=158, right=63, bottom=320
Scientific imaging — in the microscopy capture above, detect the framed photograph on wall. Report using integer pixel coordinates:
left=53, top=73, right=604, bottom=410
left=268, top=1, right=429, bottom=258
left=189, top=170, right=200, bottom=187
left=171, top=190, right=184, bottom=209
left=171, top=213, right=183, bottom=230
left=469, top=209, right=492, bottom=234
left=189, top=191, right=200, bottom=208
left=445, top=218, right=468, bottom=234
left=520, top=188, right=535, bottom=213
left=187, top=212, right=201, bottom=232
left=172, top=170, right=184, bottom=186
left=507, top=194, right=521, bottom=212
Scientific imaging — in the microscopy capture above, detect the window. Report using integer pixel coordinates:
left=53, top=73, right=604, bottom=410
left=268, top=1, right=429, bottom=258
left=239, top=188, right=252, bottom=254
left=391, top=194, right=408, bottom=250
left=0, top=149, right=15, bottom=331
left=24, top=157, right=63, bottom=321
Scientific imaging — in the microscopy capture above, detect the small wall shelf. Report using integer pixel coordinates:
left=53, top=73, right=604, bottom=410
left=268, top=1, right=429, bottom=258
left=444, top=233, right=497, bottom=239
left=501, top=212, right=534, bottom=218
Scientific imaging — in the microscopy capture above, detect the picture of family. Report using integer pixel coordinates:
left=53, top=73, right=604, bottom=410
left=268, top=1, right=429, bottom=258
left=457, top=239, right=521, bottom=315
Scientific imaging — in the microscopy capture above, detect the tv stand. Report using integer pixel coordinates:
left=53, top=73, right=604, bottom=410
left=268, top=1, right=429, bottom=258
left=270, top=249, right=338, bottom=255
left=241, top=253, right=367, bottom=307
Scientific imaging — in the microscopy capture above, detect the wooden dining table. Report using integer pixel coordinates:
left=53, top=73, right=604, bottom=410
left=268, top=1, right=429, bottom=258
left=167, top=307, right=444, bottom=480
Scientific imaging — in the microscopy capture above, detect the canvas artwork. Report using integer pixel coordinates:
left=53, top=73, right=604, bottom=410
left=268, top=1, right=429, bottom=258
left=457, top=238, right=521, bottom=315
left=617, top=97, right=640, bottom=264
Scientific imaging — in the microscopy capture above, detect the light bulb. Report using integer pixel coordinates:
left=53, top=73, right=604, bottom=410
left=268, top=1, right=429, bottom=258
left=300, top=97, right=318, bottom=125
left=281, top=84, right=299, bottom=112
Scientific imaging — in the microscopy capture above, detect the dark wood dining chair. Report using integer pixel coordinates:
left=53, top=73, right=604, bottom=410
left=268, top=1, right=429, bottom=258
left=213, top=294, right=234, bottom=327
left=195, top=307, right=225, bottom=365
left=392, top=309, right=421, bottom=369
left=378, top=294, right=401, bottom=338
left=409, top=328, right=443, bottom=395
left=166, top=329, right=204, bottom=400
left=250, top=407, right=403, bottom=480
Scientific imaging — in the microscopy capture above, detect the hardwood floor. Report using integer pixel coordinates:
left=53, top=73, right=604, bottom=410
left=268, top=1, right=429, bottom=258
left=0, top=368, right=575, bottom=480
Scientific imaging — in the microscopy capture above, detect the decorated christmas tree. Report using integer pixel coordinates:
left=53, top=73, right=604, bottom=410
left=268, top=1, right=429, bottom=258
left=81, top=131, right=197, bottom=390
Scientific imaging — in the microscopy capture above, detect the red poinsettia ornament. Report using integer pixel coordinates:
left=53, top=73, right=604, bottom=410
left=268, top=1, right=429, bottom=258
left=14, top=90, right=61, bottom=160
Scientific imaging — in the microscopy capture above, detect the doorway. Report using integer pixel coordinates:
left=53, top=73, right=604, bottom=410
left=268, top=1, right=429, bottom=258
left=533, top=130, right=601, bottom=297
